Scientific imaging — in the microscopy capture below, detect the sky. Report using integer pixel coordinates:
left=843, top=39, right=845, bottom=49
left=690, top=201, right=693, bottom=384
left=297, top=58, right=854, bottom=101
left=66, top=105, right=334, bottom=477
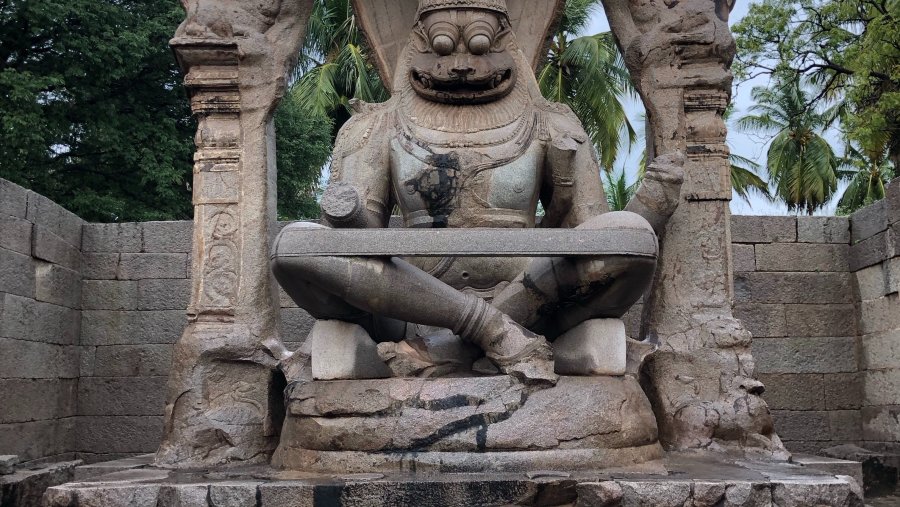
left=584, top=2, right=848, bottom=216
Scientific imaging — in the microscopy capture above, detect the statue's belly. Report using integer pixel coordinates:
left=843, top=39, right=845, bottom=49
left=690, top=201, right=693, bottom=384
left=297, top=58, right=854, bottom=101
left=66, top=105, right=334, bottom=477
left=389, top=138, right=542, bottom=293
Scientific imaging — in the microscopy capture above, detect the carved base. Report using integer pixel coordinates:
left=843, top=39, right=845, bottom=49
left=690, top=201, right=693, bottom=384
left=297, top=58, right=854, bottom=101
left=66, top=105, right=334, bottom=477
left=272, top=375, right=663, bottom=472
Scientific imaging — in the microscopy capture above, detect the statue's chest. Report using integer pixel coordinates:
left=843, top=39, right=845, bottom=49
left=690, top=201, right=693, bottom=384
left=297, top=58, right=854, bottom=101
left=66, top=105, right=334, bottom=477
left=389, top=137, right=543, bottom=228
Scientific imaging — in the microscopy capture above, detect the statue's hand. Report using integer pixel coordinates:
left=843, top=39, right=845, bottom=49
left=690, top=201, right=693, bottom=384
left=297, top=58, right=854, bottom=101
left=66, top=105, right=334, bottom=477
left=321, top=182, right=368, bottom=228
left=644, top=151, right=685, bottom=186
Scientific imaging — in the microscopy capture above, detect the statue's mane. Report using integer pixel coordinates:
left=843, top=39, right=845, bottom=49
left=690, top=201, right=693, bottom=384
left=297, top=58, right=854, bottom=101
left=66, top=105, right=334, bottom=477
left=351, top=0, right=565, bottom=93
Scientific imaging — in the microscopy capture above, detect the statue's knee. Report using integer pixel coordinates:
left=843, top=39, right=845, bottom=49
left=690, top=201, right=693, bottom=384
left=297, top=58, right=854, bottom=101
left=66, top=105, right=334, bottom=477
left=576, top=211, right=653, bottom=233
left=272, top=221, right=331, bottom=281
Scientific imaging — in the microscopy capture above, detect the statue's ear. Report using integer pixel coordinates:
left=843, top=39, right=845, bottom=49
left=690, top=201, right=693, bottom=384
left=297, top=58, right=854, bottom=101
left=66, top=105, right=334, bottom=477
left=411, top=21, right=430, bottom=52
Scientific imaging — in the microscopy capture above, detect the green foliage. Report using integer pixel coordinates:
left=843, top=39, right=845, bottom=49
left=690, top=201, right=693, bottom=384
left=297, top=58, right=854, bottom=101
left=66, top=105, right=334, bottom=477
left=837, top=141, right=896, bottom=214
left=274, top=90, right=334, bottom=220
left=733, top=0, right=899, bottom=180
left=0, top=0, right=195, bottom=222
left=737, top=79, right=842, bottom=215
left=538, top=1, right=636, bottom=172
left=603, top=169, right=636, bottom=211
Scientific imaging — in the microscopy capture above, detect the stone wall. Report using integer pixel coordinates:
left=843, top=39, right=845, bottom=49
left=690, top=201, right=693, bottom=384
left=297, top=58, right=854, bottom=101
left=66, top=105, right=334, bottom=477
left=731, top=215, right=861, bottom=454
left=2, top=177, right=899, bottom=461
left=0, top=180, right=84, bottom=463
left=851, top=187, right=900, bottom=451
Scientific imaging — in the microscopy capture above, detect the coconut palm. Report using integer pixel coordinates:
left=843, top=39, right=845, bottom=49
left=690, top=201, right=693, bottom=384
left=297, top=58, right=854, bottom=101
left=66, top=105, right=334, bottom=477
left=737, top=78, right=842, bottom=215
left=538, top=0, right=636, bottom=172
left=603, top=169, right=636, bottom=211
left=837, top=139, right=896, bottom=214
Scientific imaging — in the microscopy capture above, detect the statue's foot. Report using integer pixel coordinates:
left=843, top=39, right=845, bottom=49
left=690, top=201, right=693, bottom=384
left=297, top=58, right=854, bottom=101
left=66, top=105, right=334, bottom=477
left=484, top=316, right=558, bottom=386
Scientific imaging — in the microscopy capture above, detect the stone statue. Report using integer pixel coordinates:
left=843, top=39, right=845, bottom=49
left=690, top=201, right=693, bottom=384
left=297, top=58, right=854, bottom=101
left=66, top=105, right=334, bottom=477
left=271, top=0, right=684, bottom=385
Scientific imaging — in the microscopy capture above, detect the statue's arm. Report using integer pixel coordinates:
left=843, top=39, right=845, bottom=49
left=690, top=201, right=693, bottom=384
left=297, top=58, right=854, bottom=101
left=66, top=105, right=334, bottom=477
left=541, top=119, right=609, bottom=229
left=320, top=111, right=392, bottom=228
left=624, top=152, right=685, bottom=233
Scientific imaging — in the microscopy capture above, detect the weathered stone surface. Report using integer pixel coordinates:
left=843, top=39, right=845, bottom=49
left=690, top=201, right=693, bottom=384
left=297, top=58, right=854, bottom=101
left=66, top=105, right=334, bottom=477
left=734, top=304, right=786, bottom=338
left=772, top=411, right=831, bottom=442
left=552, top=319, right=626, bottom=376
left=281, top=307, right=316, bottom=343
left=862, top=330, right=900, bottom=370
left=734, top=272, right=853, bottom=304
left=275, top=376, right=660, bottom=471
left=757, top=373, right=824, bottom=411
left=0, top=379, right=76, bottom=423
left=849, top=230, right=893, bottom=271
left=0, top=419, right=75, bottom=461
left=770, top=477, right=863, bottom=507
left=793, top=454, right=864, bottom=490
left=82, top=252, right=120, bottom=280
left=25, top=191, right=83, bottom=248
left=783, top=304, right=857, bottom=337
left=310, top=320, right=391, bottom=380
left=798, top=216, right=851, bottom=244
left=828, top=410, right=863, bottom=441
left=73, top=454, right=155, bottom=481
left=83, top=223, right=142, bottom=253
left=575, top=481, right=622, bottom=506
left=76, top=416, right=164, bottom=454
left=0, top=178, right=28, bottom=218
left=822, top=444, right=897, bottom=497
left=44, top=483, right=161, bottom=507
left=732, top=216, right=797, bottom=243
left=118, top=253, right=188, bottom=280
left=93, top=344, right=172, bottom=377
left=824, top=372, right=864, bottom=411
left=82, top=280, right=138, bottom=310
left=862, top=405, right=900, bottom=442
left=0, top=455, right=17, bottom=475
left=0, top=293, right=80, bottom=344
left=78, top=377, right=168, bottom=416
left=208, top=482, right=261, bottom=507
left=732, top=244, right=755, bottom=272
left=141, top=221, right=192, bottom=253
left=753, top=337, right=857, bottom=374
left=859, top=294, right=900, bottom=334
left=256, top=483, right=315, bottom=507
left=755, top=243, right=849, bottom=272
left=865, top=369, right=900, bottom=407
left=32, top=224, right=82, bottom=271
left=852, top=199, right=888, bottom=243
left=0, top=247, right=35, bottom=299
left=0, top=338, right=78, bottom=379
left=0, top=217, right=32, bottom=255
left=82, top=310, right=186, bottom=345
left=157, top=484, right=209, bottom=506
left=137, top=278, right=191, bottom=311
left=617, top=480, right=692, bottom=506
left=856, top=262, right=890, bottom=301
left=0, top=460, right=78, bottom=507
left=34, top=262, right=81, bottom=308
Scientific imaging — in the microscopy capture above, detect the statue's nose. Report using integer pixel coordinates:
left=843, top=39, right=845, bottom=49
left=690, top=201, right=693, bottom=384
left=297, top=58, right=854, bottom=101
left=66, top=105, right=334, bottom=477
left=450, top=56, right=476, bottom=78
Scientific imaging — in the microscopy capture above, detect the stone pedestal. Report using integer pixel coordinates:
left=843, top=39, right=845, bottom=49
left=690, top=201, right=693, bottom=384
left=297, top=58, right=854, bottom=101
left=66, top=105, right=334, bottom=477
left=272, top=375, right=663, bottom=473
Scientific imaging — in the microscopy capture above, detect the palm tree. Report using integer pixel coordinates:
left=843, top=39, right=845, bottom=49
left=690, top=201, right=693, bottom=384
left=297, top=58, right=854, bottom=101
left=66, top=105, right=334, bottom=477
left=604, top=169, right=636, bottom=211
left=538, top=0, right=636, bottom=172
left=837, top=139, right=896, bottom=214
left=292, top=0, right=387, bottom=130
left=736, top=78, right=842, bottom=215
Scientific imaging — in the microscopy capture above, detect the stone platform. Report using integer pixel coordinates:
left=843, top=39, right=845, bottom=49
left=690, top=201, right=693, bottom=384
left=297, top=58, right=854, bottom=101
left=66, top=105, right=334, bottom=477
left=44, top=452, right=864, bottom=506
left=273, top=375, right=662, bottom=473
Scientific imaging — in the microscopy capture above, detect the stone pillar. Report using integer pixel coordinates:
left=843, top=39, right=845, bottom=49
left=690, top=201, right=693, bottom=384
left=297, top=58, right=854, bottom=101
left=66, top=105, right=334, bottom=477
left=601, top=0, right=787, bottom=456
left=156, top=0, right=313, bottom=467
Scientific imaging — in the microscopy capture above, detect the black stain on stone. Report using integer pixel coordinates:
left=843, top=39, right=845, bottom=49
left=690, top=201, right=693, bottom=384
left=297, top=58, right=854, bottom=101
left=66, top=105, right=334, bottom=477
left=405, top=152, right=461, bottom=228
left=313, top=484, right=344, bottom=507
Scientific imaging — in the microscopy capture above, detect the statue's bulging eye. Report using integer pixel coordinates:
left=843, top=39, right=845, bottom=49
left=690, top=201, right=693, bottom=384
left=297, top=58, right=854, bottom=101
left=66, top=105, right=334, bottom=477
left=468, top=34, right=491, bottom=55
left=463, top=20, right=495, bottom=55
left=432, top=34, right=455, bottom=56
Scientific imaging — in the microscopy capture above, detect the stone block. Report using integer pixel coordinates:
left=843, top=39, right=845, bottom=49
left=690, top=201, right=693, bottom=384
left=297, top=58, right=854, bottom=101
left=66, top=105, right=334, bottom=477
left=44, top=482, right=161, bottom=507
left=859, top=294, right=900, bottom=334
left=137, top=278, right=190, bottom=310
left=0, top=460, right=79, bottom=507
left=32, top=225, right=82, bottom=271
left=257, top=483, right=315, bottom=507
left=734, top=272, right=853, bottom=304
left=783, top=304, right=857, bottom=337
left=0, top=419, right=75, bottom=461
left=78, top=377, right=168, bottom=416
left=824, top=372, right=864, bottom=410
left=82, top=223, right=142, bottom=253
left=850, top=230, right=892, bottom=271
left=209, top=482, right=263, bottom=507
left=141, top=221, right=192, bottom=253
left=755, top=243, right=849, bottom=272
left=616, top=480, right=692, bottom=506
left=752, top=336, right=857, bottom=374
left=81, top=310, right=125, bottom=345
left=851, top=199, right=888, bottom=243
left=862, top=405, right=900, bottom=442
left=0, top=338, right=78, bottom=379
left=74, top=416, right=164, bottom=454
left=118, top=253, right=188, bottom=280
left=731, top=244, right=755, bottom=272
left=798, top=216, right=851, bottom=244
left=72, top=455, right=154, bottom=481
left=856, top=263, right=890, bottom=301
left=865, top=369, right=900, bottom=407
left=0, top=247, right=35, bottom=299
left=731, top=215, right=797, bottom=243
left=0, top=379, right=77, bottom=423
left=81, top=310, right=186, bottom=346
left=82, top=280, right=138, bottom=310
left=0, top=179, right=28, bottom=218
left=93, top=344, right=173, bottom=377
left=772, top=410, right=831, bottom=441
left=80, top=346, right=96, bottom=377
left=888, top=257, right=900, bottom=295
left=733, top=304, right=786, bottom=338
left=157, top=484, right=210, bottom=506
left=886, top=177, right=900, bottom=224
left=0, top=294, right=80, bottom=345
left=310, top=320, right=391, bottom=380
left=34, top=262, right=81, bottom=308
left=82, top=253, right=120, bottom=280
left=757, top=373, right=825, bottom=410
left=25, top=191, right=83, bottom=248
left=793, top=454, right=864, bottom=490
left=0, top=455, right=18, bottom=475
left=0, top=217, right=31, bottom=255
left=281, top=307, right=315, bottom=344
left=552, top=318, right=626, bottom=376
left=621, top=303, right=643, bottom=340
left=861, top=330, right=900, bottom=370
left=829, top=410, right=863, bottom=441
